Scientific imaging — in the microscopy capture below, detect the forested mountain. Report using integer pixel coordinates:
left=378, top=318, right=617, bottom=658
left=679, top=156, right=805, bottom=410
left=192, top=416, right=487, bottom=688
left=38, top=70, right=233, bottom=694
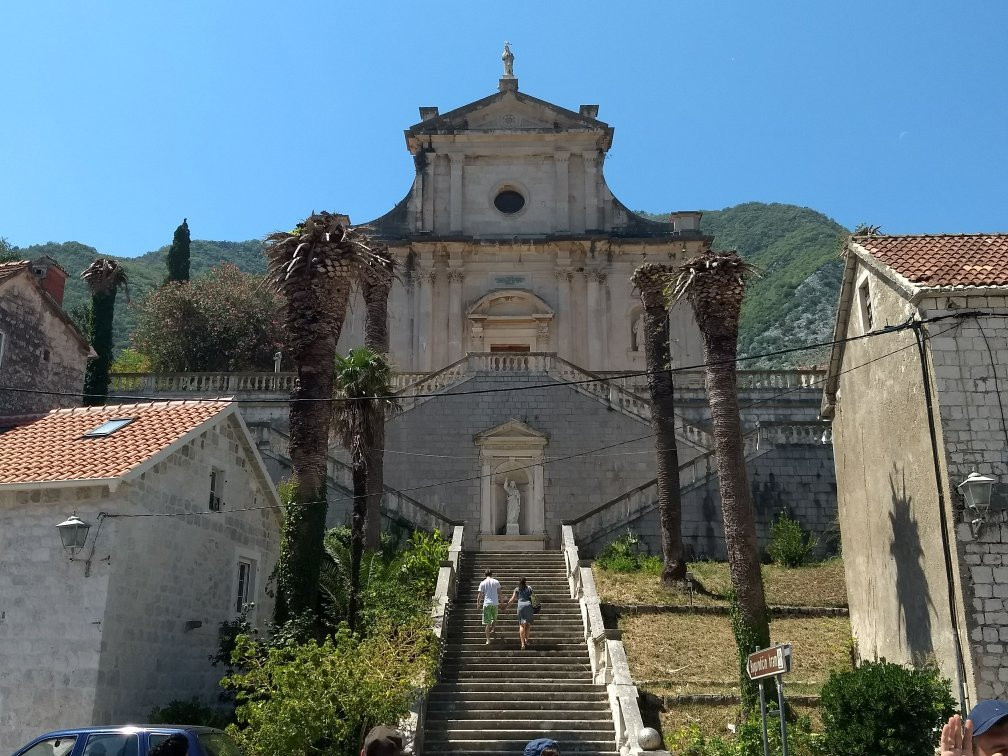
left=699, top=203, right=847, bottom=368
left=15, top=239, right=264, bottom=352
left=639, top=203, right=846, bottom=367
left=9, top=202, right=846, bottom=367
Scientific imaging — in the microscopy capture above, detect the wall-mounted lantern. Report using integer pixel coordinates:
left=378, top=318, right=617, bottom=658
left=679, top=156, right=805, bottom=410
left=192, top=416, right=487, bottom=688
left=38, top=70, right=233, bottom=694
left=959, top=469, right=997, bottom=537
left=56, top=513, right=90, bottom=556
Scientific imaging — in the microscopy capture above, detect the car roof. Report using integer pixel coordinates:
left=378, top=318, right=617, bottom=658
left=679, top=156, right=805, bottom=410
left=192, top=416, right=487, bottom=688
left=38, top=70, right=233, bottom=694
left=36, top=725, right=221, bottom=736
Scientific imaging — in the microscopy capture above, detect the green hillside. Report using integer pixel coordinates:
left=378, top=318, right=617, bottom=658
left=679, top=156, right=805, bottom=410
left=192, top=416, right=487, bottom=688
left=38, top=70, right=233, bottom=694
left=8, top=203, right=845, bottom=367
left=16, top=239, right=265, bottom=353
left=700, top=203, right=847, bottom=368
left=642, top=203, right=847, bottom=368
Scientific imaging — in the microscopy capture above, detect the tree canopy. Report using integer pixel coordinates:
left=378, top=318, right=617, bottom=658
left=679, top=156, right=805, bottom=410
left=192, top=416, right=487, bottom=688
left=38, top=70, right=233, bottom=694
left=130, top=262, right=284, bottom=372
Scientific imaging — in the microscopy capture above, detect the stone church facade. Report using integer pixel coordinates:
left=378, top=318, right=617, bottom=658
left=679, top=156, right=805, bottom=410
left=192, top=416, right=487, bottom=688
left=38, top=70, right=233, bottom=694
left=324, top=62, right=835, bottom=553
left=114, top=58, right=836, bottom=556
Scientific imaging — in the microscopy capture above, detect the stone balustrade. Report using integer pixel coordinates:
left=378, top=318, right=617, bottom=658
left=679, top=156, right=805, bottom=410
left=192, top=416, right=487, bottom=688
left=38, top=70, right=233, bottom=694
left=109, top=371, right=297, bottom=397
left=562, top=525, right=668, bottom=756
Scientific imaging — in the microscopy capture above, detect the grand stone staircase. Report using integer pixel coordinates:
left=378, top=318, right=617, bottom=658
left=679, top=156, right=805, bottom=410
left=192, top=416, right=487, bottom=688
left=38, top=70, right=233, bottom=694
left=423, top=551, right=618, bottom=755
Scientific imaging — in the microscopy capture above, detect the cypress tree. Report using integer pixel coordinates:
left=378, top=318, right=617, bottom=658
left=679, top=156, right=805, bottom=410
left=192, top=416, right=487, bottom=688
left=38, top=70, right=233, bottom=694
left=166, top=218, right=191, bottom=282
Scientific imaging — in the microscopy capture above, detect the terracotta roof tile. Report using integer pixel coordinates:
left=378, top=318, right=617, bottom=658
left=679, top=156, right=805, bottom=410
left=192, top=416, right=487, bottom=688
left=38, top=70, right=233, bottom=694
left=0, top=401, right=230, bottom=485
left=856, top=234, right=1008, bottom=288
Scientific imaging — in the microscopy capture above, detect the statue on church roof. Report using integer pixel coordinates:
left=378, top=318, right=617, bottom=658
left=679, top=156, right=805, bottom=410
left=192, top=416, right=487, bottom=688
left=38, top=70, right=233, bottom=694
left=502, top=42, right=515, bottom=78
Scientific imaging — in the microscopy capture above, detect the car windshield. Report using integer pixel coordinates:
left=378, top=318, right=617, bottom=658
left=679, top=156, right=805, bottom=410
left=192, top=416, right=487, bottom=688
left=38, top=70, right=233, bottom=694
left=196, top=732, right=244, bottom=756
left=18, top=736, right=78, bottom=756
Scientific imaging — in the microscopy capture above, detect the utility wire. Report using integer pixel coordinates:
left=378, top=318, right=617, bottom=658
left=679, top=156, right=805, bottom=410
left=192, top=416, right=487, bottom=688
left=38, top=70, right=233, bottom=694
left=102, top=320, right=963, bottom=519
left=0, top=310, right=987, bottom=405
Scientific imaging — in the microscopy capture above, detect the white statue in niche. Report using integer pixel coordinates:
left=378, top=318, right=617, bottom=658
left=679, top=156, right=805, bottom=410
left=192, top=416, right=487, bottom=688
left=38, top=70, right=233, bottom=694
left=633, top=313, right=646, bottom=352
left=504, top=478, right=521, bottom=534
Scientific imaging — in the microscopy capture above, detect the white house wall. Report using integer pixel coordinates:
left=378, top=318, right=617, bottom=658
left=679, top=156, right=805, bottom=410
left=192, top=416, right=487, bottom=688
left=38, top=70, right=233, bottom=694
left=0, top=417, right=280, bottom=752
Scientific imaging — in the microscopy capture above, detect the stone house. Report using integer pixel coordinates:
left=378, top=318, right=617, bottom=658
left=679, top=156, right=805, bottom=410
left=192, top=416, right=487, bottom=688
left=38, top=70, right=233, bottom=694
left=0, top=257, right=92, bottom=414
left=0, top=400, right=281, bottom=753
left=822, top=233, right=1008, bottom=708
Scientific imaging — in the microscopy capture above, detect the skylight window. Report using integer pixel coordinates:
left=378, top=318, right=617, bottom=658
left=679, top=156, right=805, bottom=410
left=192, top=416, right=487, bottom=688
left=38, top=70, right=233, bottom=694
left=84, top=418, right=135, bottom=438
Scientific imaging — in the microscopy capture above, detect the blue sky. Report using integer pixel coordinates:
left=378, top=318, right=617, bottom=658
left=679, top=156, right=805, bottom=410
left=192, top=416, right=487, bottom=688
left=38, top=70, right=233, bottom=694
left=2, top=1, right=1006, bottom=257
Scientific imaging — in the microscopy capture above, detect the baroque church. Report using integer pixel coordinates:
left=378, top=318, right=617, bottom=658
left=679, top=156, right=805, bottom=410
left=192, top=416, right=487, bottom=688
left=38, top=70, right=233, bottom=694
left=303, top=48, right=836, bottom=554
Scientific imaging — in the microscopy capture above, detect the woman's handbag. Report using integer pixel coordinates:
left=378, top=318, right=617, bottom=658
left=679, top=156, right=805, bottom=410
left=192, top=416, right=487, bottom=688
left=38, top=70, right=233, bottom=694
left=531, top=591, right=542, bottom=615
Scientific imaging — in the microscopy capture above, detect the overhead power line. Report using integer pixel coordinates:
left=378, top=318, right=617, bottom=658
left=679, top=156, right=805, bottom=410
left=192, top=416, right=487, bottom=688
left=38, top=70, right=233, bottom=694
left=0, top=310, right=987, bottom=405
left=101, top=319, right=964, bottom=519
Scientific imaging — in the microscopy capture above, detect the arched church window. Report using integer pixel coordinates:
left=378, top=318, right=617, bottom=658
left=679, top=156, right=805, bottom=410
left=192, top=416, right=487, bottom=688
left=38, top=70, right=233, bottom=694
left=494, top=189, right=526, bottom=214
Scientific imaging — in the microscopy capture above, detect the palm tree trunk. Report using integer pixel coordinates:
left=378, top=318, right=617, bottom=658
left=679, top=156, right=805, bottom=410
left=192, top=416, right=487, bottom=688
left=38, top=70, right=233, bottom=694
left=642, top=300, right=687, bottom=583
left=676, top=251, right=770, bottom=712
left=362, top=279, right=391, bottom=550
left=633, top=264, right=687, bottom=583
left=276, top=278, right=349, bottom=624
left=348, top=461, right=368, bottom=632
left=702, top=333, right=770, bottom=709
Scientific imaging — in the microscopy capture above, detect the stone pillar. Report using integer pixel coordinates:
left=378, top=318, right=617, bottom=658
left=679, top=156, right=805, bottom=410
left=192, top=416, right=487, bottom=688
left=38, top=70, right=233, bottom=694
left=448, top=268, right=464, bottom=361
left=422, top=158, right=435, bottom=232
left=449, top=153, right=464, bottom=233
left=417, top=262, right=434, bottom=371
left=555, top=266, right=573, bottom=360
left=583, top=152, right=598, bottom=231
left=533, top=458, right=546, bottom=535
left=480, top=458, right=493, bottom=534
left=554, top=151, right=570, bottom=233
left=586, top=270, right=604, bottom=369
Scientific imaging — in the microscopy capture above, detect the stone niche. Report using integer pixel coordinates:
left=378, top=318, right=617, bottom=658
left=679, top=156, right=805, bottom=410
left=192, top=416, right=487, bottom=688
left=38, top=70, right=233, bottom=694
left=474, top=419, right=548, bottom=551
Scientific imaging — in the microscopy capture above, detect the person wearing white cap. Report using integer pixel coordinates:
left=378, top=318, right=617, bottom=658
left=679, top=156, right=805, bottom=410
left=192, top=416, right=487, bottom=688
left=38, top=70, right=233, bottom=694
left=940, top=700, right=1008, bottom=756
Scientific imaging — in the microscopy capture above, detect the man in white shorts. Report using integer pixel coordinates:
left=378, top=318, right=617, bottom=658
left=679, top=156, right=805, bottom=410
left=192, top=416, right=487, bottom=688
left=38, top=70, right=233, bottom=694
left=476, top=569, right=501, bottom=645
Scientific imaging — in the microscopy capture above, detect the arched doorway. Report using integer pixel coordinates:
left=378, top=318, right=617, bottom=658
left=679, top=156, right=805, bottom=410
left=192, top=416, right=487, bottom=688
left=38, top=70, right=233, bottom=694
left=467, top=289, right=554, bottom=353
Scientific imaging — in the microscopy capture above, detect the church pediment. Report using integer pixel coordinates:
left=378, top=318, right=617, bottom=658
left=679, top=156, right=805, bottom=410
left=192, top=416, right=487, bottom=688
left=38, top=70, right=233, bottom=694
left=474, top=419, right=549, bottom=449
left=406, top=90, right=611, bottom=143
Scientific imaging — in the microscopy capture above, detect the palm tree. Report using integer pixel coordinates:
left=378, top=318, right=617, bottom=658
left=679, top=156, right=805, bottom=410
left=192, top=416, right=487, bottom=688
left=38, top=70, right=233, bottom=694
left=264, top=212, right=389, bottom=624
left=670, top=249, right=769, bottom=711
left=631, top=263, right=687, bottom=584
left=360, top=257, right=396, bottom=550
left=332, top=346, right=401, bottom=632
left=81, top=258, right=129, bottom=406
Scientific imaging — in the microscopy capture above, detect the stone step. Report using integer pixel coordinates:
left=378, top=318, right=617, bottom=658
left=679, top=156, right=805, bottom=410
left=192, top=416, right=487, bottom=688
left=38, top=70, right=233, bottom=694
left=426, top=697, right=607, bottom=710
left=429, top=685, right=600, bottom=697
left=422, top=735, right=616, bottom=753
left=426, top=707, right=611, bottom=721
left=422, top=742, right=616, bottom=755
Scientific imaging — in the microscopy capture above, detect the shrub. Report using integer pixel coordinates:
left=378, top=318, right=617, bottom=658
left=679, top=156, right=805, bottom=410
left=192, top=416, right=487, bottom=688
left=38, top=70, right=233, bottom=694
left=222, top=617, right=437, bottom=755
left=819, top=660, right=955, bottom=756
left=767, top=512, right=818, bottom=568
left=148, top=697, right=231, bottom=729
left=130, top=262, right=285, bottom=372
left=596, top=531, right=647, bottom=572
left=670, top=711, right=821, bottom=756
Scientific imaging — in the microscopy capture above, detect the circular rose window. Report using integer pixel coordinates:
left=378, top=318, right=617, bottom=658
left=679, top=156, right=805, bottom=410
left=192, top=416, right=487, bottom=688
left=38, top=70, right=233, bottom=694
left=494, top=189, right=526, bottom=214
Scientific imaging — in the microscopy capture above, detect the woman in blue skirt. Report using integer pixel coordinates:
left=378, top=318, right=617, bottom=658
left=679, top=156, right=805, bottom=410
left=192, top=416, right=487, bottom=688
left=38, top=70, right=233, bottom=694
left=506, top=576, right=535, bottom=650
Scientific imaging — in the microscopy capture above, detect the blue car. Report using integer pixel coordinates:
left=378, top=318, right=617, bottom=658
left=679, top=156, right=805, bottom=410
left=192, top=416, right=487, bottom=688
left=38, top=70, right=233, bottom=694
left=11, top=726, right=243, bottom=756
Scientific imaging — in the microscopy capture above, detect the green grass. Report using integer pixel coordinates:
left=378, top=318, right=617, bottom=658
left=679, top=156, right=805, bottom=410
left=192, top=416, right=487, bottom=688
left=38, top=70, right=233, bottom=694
left=594, top=558, right=848, bottom=608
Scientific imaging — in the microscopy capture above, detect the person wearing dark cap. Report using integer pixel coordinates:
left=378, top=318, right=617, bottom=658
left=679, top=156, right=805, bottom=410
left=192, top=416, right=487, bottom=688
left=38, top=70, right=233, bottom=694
left=524, top=736, right=560, bottom=756
left=940, top=700, right=1008, bottom=756
left=362, top=725, right=405, bottom=756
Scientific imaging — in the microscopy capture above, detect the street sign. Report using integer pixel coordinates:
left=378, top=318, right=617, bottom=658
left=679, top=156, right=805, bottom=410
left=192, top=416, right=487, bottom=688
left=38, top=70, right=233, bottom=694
left=747, top=644, right=792, bottom=681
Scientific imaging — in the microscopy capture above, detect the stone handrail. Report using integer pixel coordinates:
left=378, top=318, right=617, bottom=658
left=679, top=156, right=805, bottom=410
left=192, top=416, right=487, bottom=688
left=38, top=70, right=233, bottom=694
left=562, top=525, right=669, bottom=756
left=549, top=356, right=714, bottom=450
left=410, top=524, right=464, bottom=755
left=395, top=356, right=473, bottom=411
left=256, top=426, right=461, bottom=532
left=564, top=428, right=765, bottom=547
left=108, top=371, right=298, bottom=397
left=594, top=367, right=827, bottom=396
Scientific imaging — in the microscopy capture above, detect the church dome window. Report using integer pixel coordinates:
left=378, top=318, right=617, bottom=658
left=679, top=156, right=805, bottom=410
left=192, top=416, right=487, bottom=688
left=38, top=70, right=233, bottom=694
left=494, top=189, right=526, bottom=215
